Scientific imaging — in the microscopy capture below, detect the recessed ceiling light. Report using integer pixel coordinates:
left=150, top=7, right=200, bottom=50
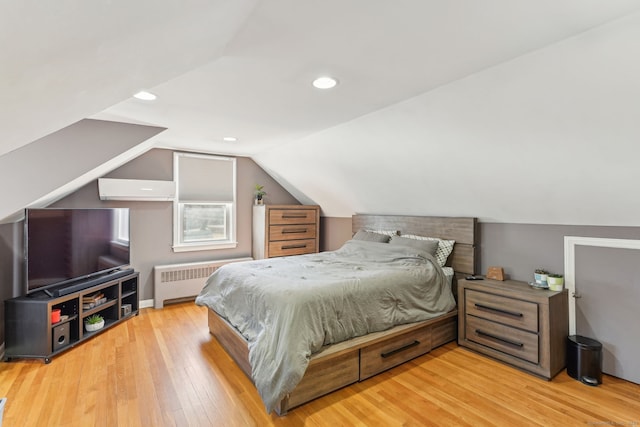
left=312, top=77, right=338, bottom=89
left=223, top=136, right=237, bottom=142
left=133, top=90, right=157, bottom=101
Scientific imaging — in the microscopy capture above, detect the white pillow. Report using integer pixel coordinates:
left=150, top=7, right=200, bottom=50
left=400, top=234, right=455, bottom=267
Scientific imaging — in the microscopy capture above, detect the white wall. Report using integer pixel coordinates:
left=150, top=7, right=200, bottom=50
left=254, top=11, right=640, bottom=226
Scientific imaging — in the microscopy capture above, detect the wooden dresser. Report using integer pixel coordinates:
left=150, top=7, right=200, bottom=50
left=457, top=277, right=568, bottom=379
left=252, top=204, right=320, bottom=259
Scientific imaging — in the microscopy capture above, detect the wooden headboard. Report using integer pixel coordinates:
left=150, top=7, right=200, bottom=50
left=352, top=214, right=478, bottom=276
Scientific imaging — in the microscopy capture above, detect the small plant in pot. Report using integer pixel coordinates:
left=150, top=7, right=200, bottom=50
left=85, top=314, right=105, bottom=332
left=547, top=273, right=564, bottom=291
left=254, top=184, right=266, bottom=205
left=534, top=269, right=549, bottom=285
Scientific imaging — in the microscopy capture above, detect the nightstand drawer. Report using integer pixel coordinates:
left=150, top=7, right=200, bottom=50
left=466, top=316, right=539, bottom=364
left=269, top=224, right=317, bottom=241
left=465, top=289, right=538, bottom=333
left=269, top=209, right=317, bottom=225
left=268, top=239, right=316, bottom=257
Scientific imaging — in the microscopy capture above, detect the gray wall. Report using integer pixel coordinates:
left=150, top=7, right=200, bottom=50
left=51, top=148, right=300, bottom=301
left=479, top=223, right=640, bottom=282
left=322, top=217, right=640, bottom=282
left=0, top=119, right=166, bottom=223
left=0, top=148, right=300, bottom=346
left=0, top=222, right=22, bottom=348
left=4, top=175, right=640, bottom=351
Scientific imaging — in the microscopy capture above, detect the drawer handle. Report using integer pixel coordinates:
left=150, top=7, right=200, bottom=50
left=475, top=329, right=524, bottom=348
left=281, top=244, right=307, bottom=250
left=282, top=214, right=308, bottom=219
left=282, top=229, right=308, bottom=234
left=474, top=303, right=523, bottom=318
left=380, top=340, right=420, bottom=358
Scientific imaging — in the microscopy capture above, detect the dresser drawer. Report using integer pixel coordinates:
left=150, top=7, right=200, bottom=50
left=466, top=316, right=539, bottom=364
left=269, top=209, right=317, bottom=225
left=269, top=224, right=317, bottom=241
left=360, top=323, right=433, bottom=380
left=268, top=239, right=316, bottom=257
left=465, top=289, right=539, bottom=333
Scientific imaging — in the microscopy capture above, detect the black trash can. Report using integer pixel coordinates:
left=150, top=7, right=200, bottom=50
left=566, top=335, right=602, bottom=386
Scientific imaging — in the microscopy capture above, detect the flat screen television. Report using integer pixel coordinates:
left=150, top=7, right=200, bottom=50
left=25, top=208, right=130, bottom=295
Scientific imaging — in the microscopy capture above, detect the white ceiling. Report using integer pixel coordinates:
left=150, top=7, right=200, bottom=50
left=0, top=0, right=256, bottom=157
left=3, top=0, right=640, bottom=224
left=91, top=0, right=640, bottom=156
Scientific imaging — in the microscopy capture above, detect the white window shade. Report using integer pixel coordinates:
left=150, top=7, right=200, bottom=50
left=178, top=155, right=234, bottom=202
left=173, top=152, right=237, bottom=252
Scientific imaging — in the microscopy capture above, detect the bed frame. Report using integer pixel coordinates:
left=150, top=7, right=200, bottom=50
left=206, top=214, right=477, bottom=414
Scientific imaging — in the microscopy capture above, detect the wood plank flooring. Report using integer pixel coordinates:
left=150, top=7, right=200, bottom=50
left=1, top=302, right=639, bottom=426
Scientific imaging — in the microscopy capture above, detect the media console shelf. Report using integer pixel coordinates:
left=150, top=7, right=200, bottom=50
left=4, top=271, right=139, bottom=363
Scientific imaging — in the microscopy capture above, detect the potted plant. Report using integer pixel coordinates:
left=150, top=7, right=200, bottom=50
left=254, top=184, right=266, bottom=205
left=547, top=273, right=564, bottom=291
left=84, top=314, right=105, bottom=332
left=534, top=269, right=549, bottom=286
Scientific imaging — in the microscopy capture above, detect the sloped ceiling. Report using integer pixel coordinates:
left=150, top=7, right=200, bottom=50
left=254, top=10, right=640, bottom=225
left=2, top=1, right=640, bottom=225
left=0, top=119, right=166, bottom=222
left=0, top=0, right=257, bottom=157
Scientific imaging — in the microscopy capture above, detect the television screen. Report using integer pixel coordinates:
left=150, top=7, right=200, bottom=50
left=25, top=208, right=130, bottom=294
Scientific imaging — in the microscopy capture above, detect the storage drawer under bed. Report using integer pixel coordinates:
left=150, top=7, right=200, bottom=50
left=285, top=349, right=360, bottom=409
left=360, top=323, right=433, bottom=379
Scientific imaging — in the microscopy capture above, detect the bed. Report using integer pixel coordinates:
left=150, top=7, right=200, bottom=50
left=196, top=214, right=477, bottom=415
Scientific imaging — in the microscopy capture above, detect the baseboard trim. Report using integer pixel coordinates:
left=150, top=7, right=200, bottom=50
left=140, top=299, right=154, bottom=309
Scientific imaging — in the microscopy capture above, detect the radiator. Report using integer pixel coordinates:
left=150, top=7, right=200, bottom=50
left=153, top=257, right=252, bottom=309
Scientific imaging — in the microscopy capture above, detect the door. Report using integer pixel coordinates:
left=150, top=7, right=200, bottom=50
left=575, top=245, right=640, bottom=384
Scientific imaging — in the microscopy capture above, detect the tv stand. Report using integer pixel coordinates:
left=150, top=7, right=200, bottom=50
left=4, top=270, right=139, bottom=363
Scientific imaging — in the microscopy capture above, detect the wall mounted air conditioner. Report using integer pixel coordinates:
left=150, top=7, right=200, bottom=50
left=98, top=178, right=176, bottom=201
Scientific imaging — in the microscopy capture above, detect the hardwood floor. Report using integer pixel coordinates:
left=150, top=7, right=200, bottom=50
left=1, top=301, right=639, bottom=426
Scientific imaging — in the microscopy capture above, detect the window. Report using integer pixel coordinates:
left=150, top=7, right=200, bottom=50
left=112, top=208, right=130, bottom=245
left=173, top=153, right=237, bottom=251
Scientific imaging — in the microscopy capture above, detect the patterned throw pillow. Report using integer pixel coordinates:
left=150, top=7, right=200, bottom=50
left=400, top=234, right=455, bottom=267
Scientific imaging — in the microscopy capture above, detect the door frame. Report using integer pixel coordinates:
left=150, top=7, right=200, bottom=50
left=564, top=236, right=640, bottom=334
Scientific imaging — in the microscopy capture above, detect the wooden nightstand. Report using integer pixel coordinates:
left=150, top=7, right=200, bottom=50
left=457, top=277, right=569, bottom=379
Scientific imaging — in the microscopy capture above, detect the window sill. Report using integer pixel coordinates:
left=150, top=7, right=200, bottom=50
left=172, top=242, right=238, bottom=252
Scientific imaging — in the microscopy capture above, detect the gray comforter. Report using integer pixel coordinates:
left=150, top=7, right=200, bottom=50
left=195, top=239, right=456, bottom=412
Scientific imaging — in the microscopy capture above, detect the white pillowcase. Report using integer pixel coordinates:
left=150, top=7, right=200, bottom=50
left=400, top=234, right=455, bottom=267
